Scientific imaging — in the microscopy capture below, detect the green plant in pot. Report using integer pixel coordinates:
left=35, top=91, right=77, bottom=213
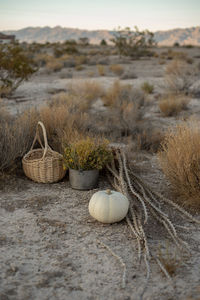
left=63, top=137, right=113, bottom=190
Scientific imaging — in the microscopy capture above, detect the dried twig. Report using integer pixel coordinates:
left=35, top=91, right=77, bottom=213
left=106, top=147, right=199, bottom=296
left=97, top=239, right=127, bottom=288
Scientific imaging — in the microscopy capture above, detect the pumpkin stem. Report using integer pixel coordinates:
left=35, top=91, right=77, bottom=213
left=106, top=189, right=112, bottom=195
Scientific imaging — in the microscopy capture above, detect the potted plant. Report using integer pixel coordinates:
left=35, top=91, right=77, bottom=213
left=63, top=137, right=112, bottom=190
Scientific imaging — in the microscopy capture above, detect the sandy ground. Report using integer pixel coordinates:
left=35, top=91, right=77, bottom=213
left=1, top=163, right=200, bottom=300
left=1, top=53, right=200, bottom=300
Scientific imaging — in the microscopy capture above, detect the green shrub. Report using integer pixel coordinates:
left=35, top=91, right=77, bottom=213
left=111, top=26, right=156, bottom=58
left=100, top=39, right=107, bottom=46
left=0, top=44, right=36, bottom=97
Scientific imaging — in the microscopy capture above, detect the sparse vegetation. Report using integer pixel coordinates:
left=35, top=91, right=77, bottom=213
left=1, top=37, right=200, bottom=300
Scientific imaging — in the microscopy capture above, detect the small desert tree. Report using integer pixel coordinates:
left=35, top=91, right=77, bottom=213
left=111, top=26, right=156, bottom=58
left=0, top=44, right=36, bottom=97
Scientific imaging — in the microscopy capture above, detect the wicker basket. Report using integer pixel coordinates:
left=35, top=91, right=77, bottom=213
left=22, top=121, right=66, bottom=183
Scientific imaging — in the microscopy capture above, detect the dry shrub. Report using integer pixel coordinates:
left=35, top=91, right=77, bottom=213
left=103, top=80, right=144, bottom=107
left=0, top=85, right=13, bottom=98
left=88, top=49, right=101, bottom=56
left=39, top=93, right=89, bottom=151
left=109, top=64, right=124, bottom=76
left=0, top=95, right=89, bottom=172
left=165, top=59, right=195, bottom=94
left=103, top=81, right=145, bottom=136
left=34, top=53, right=53, bottom=67
left=75, top=65, right=84, bottom=71
left=69, top=80, right=105, bottom=103
left=136, top=128, right=164, bottom=153
left=0, top=100, right=12, bottom=123
left=87, top=71, right=95, bottom=77
left=97, top=64, right=105, bottom=76
left=159, top=94, right=190, bottom=117
left=159, top=50, right=188, bottom=61
left=0, top=108, right=39, bottom=172
left=156, top=241, right=186, bottom=277
left=120, top=69, right=137, bottom=79
left=46, top=59, right=63, bottom=72
left=141, top=81, right=154, bottom=94
left=158, top=120, right=200, bottom=209
left=74, top=55, right=87, bottom=66
left=61, top=54, right=75, bottom=68
left=159, top=59, right=166, bottom=65
left=39, top=106, right=85, bottom=152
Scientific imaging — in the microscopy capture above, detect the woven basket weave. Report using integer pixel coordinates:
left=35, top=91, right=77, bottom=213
left=22, top=121, right=66, bottom=183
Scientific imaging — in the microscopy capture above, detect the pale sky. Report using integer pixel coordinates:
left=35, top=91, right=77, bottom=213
left=0, top=0, right=199, bottom=32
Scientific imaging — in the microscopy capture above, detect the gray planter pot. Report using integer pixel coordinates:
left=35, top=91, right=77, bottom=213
left=69, top=169, right=99, bottom=190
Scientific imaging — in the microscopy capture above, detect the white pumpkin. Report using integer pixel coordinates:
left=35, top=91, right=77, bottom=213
left=89, top=189, right=129, bottom=223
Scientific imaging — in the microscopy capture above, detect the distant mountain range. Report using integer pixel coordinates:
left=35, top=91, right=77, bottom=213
left=2, top=26, right=200, bottom=46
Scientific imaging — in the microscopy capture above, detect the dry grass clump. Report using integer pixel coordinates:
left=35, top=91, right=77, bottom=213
left=136, top=127, right=164, bottom=153
left=159, top=49, right=190, bottom=61
left=69, top=80, right=105, bottom=103
left=39, top=103, right=87, bottom=152
left=156, top=242, right=185, bottom=277
left=97, top=64, right=106, bottom=76
left=120, top=69, right=137, bottom=79
left=74, top=55, right=87, bottom=66
left=75, top=65, right=84, bottom=71
left=159, top=94, right=190, bottom=117
left=46, top=59, right=63, bottom=72
left=165, top=59, right=195, bottom=94
left=102, top=80, right=144, bottom=108
left=34, top=53, right=53, bottom=67
left=158, top=120, right=200, bottom=209
left=0, top=85, right=13, bottom=98
left=0, top=94, right=89, bottom=172
left=141, top=81, right=154, bottom=94
left=0, top=108, right=39, bottom=172
left=61, top=54, right=75, bottom=68
left=102, top=81, right=145, bottom=136
left=109, top=64, right=124, bottom=76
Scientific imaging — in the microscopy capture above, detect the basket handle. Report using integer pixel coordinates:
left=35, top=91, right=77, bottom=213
left=30, top=121, right=50, bottom=159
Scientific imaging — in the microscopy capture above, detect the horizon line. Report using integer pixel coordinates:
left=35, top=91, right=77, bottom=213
left=1, top=24, right=200, bottom=33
